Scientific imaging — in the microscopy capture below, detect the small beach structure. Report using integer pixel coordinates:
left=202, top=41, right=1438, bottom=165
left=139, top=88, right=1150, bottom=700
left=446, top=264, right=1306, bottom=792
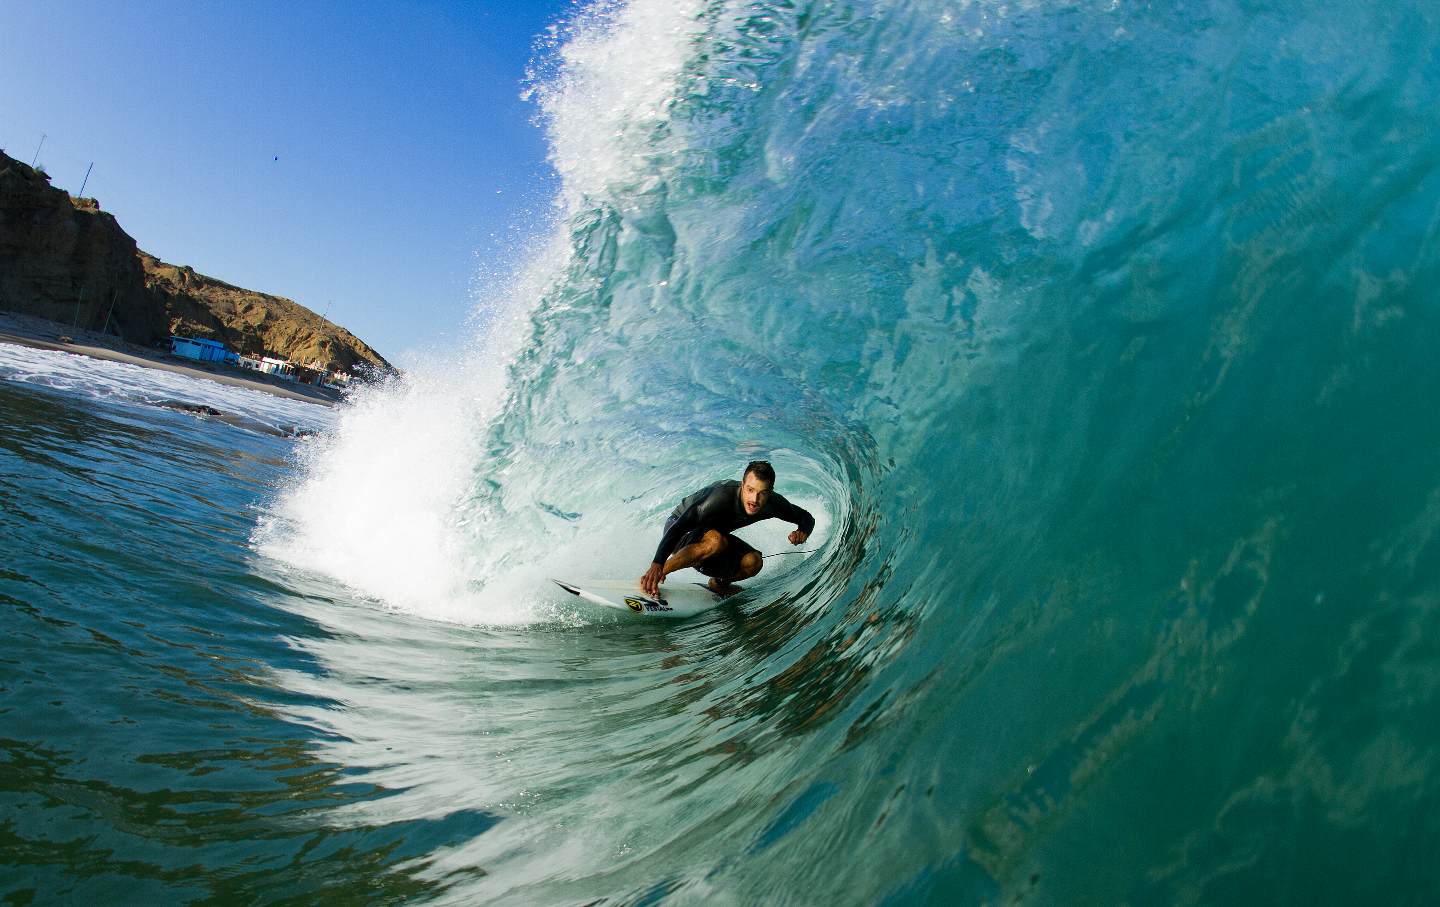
left=170, top=336, right=234, bottom=364
left=259, top=357, right=297, bottom=381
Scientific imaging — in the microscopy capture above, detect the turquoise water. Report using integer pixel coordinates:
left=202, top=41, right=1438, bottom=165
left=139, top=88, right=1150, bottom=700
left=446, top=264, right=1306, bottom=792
left=6, top=0, right=1440, bottom=902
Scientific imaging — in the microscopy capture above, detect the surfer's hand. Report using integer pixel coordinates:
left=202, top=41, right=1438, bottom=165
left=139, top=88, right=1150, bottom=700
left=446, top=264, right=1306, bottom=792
left=641, top=563, right=664, bottom=597
left=789, top=530, right=809, bottom=545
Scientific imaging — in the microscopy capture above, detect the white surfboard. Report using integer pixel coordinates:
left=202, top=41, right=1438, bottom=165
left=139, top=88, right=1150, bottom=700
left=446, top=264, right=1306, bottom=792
left=551, top=578, right=724, bottom=619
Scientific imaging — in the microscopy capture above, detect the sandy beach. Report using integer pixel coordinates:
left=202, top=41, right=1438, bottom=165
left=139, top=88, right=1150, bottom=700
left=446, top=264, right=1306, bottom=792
left=0, top=311, right=341, bottom=406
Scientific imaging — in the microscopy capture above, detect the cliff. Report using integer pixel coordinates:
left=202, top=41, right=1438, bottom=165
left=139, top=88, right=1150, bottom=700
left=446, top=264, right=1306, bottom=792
left=0, top=150, right=389, bottom=374
left=0, top=154, right=162, bottom=341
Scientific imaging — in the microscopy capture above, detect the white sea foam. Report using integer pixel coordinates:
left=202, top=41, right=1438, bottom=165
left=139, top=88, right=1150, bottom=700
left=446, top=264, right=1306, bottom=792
left=529, top=0, right=707, bottom=210
left=0, top=341, right=329, bottom=433
left=256, top=228, right=565, bottom=625
left=257, top=2, right=717, bottom=625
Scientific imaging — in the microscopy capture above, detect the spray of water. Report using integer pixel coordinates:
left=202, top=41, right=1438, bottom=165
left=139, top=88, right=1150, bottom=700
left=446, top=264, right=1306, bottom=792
left=257, top=2, right=726, bottom=624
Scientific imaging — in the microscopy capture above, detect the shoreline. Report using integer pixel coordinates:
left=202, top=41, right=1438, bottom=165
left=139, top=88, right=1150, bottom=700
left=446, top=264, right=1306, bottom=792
left=0, top=311, right=341, bottom=407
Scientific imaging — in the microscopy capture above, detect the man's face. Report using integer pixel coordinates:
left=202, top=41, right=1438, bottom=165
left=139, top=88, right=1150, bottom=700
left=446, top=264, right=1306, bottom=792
left=741, top=473, right=772, bottom=515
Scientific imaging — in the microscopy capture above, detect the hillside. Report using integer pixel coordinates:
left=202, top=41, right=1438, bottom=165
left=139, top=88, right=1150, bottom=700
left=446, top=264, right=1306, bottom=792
left=0, top=149, right=389, bottom=374
left=142, top=253, right=389, bottom=375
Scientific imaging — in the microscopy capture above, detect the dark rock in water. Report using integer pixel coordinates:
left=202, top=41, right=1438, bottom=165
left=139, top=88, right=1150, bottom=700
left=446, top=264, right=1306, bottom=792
left=156, top=399, right=318, bottom=439
left=160, top=400, right=225, bottom=418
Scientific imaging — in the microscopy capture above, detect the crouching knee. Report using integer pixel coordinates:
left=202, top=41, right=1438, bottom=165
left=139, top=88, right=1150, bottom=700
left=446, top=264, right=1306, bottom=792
left=699, top=530, right=728, bottom=557
left=738, top=551, right=762, bottom=578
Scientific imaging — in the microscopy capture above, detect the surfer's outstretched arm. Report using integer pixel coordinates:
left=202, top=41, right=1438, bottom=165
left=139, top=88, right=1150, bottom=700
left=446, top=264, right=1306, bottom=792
left=641, top=500, right=706, bottom=596
left=641, top=536, right=709, bottom=596
left=770, top=494, right=815, bottom=545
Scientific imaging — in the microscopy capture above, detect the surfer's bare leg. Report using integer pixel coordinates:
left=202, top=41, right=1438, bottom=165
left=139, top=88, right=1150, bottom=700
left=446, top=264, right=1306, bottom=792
left=643, top=531, right=729, bottom=597
left=662, top=530, right=728, bottom=579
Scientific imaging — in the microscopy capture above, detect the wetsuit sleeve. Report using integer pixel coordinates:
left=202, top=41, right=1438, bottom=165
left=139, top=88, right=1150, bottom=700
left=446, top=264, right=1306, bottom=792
left=770, top=494, right=816, bottom=536
left=652, top=497, right=704, bottom=565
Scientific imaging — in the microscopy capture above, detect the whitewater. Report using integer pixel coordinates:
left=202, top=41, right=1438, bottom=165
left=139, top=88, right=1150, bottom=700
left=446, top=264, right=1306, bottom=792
left=4, top=0, right=1440, bottom=902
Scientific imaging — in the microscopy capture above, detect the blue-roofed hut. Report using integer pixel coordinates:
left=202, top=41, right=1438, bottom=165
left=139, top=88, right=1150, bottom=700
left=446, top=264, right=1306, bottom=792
left=170, top=336, right=232, bottom=363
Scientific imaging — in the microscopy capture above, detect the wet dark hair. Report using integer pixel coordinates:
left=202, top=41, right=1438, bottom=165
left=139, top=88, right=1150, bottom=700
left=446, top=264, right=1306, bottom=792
left=744, top=460, right=776, bottom=485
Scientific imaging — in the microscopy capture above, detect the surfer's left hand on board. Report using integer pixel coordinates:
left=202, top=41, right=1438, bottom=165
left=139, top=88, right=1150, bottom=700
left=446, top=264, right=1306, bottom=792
left=789, top=529, right=809, bottom=545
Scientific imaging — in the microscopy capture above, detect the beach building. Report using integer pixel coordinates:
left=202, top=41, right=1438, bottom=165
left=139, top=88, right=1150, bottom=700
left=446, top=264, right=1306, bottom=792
left=293, top=365, right=323, bottom=386
left=258, top=357, right=297, bottom=381
left=170, top=336, right=234, bottom=364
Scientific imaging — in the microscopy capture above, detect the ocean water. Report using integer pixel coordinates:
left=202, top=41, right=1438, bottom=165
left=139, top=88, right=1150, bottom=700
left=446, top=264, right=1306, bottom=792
left=5, top=0, right=1440, bottom=902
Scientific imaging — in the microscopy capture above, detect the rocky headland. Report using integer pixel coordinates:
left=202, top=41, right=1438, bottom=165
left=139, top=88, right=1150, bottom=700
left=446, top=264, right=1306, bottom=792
left=0, top=149, right=389, bottom=376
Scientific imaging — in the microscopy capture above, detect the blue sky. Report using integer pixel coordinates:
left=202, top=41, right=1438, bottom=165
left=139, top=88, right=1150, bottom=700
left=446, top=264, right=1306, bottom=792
left=1, top=0, right=577, bottom=366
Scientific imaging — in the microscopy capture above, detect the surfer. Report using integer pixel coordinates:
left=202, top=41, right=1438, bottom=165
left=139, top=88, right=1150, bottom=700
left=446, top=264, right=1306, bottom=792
left=640, top=460, right=814, bottom=597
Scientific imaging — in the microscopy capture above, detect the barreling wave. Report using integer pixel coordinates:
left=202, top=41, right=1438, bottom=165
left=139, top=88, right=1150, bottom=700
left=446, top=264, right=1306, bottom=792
left=261, top=0, right=1440, bottom=900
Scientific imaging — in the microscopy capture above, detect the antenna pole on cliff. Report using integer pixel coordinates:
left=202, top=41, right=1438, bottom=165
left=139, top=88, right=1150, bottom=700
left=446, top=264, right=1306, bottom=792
left=101, top=290, right=118, bottom=337
left=30, top=134, right=46, bottom=168
left=78, top=162, right=94, bottom=197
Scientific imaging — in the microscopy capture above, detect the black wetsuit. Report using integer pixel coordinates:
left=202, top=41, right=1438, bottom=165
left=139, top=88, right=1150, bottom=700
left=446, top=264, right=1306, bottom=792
left=652, top=480, right=815, bottom=578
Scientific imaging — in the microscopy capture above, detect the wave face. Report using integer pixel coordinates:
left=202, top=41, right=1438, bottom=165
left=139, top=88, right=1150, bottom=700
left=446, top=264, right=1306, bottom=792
left=268, top=0, right=1440, bottom=900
